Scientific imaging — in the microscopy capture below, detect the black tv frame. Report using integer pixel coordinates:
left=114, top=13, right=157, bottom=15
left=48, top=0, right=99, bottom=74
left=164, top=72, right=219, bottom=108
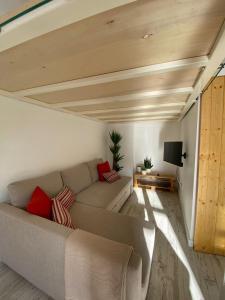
left=163, top=141, right=186, bottom=167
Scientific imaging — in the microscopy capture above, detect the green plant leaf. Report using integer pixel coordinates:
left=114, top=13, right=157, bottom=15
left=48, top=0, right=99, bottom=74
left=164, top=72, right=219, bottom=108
left=109, top=130, right=124, bottom=171
left=114, top=153, right=124, bottom=162
left=109, top=130, right=122, bottom=144
left=144, top=157, right=153, bottom=169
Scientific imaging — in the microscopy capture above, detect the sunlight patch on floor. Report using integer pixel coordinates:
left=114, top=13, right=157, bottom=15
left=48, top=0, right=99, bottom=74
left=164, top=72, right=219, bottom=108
left=146, top=189, right=164, bottom=210
left=133, top=188, right=149, bottom=221
left=134, top=187, right=146, bottom=205
left=144, top=190, right=204, bottom=300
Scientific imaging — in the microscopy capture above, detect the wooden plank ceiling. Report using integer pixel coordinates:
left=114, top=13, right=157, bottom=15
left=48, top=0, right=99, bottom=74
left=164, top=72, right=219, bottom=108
left=1, top=0, right=225, bottom=123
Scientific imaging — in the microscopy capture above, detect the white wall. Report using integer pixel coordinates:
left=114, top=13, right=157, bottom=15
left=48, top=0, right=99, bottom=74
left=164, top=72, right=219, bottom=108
left=0, top=95, right=106, bottom=201
left=108, top=115, right=199, bottom=246
left=178, top=102, right=199, bottom=246
left=107, top=121, right=180, bottom=176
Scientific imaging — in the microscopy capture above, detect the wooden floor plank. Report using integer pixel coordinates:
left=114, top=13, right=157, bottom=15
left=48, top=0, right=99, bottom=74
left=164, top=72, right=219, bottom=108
left=122, top=189, right=225, bottom=300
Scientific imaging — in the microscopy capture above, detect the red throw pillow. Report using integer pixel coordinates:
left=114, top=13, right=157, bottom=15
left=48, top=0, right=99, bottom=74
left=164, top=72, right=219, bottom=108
left=26, top=186, right=52, bottom=219
left=103, top=170, right=120, bottom=183
left=97, top=161, right=111, bottom=181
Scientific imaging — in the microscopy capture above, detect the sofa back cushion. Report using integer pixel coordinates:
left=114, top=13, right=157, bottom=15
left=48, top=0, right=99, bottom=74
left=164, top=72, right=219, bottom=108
left=86, top=158, right=103, bottom=183
left=8, top=171, right=63, bottom=208
left=61, top=163, right=92, bottom=194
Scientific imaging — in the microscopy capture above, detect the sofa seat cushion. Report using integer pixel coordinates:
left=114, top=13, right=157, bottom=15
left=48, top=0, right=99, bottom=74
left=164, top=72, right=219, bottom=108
left=8, top=171, right=63, bottom=208
left=76, top=176, right=131, bottom=210
left=61, top=163, right=92, bottom=194
left=70, top=202, right=155, bottom=300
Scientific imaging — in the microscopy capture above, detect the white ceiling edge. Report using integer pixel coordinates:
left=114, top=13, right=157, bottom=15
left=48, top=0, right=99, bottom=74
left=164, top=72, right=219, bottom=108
left=0, top=88, right=104, bottom=124
left=0, top=0, right=136, bottom=52
left=179, top=20, right=225, bottom=119
left=217, top=67, right=225, bottom=76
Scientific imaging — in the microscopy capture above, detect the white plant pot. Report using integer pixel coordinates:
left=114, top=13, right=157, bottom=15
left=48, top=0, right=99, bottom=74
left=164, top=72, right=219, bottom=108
left=146, top=169, right=151, bottom=174
left=137, top=166, right=142, bottom=173
left=142, top=170, right=147, bottom=175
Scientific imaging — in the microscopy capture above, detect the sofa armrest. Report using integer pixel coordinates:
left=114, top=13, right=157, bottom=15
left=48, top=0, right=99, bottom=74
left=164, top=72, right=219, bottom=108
left=65, top=229, right=141, bottom=300
left=0, top=203, right=144, bottom=300
left=0, top=203, right=72, bottom=300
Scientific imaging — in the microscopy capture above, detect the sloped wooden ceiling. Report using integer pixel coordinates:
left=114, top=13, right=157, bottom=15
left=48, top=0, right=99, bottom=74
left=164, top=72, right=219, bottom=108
left=1, top=0, right=225, bottom=123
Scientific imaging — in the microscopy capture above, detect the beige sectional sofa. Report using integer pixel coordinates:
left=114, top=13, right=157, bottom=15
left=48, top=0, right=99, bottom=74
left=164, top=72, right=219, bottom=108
left=0, top=159, right=155, bottom=300
left=61, top=160, right=133, bottom=212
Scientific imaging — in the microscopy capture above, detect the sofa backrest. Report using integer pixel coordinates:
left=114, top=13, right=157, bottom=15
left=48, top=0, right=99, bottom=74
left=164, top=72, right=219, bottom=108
left=8, top=158, right=103, bottom=208
left=8, top=171, right=63, bottom=208
left=86, top=158, right=103, bottom=183
left=61, top=163, right=92, bottom=194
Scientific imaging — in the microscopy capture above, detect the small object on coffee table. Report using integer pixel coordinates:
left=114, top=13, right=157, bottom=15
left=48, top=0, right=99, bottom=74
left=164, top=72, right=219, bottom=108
left=133, top=172, right=175, bottom=192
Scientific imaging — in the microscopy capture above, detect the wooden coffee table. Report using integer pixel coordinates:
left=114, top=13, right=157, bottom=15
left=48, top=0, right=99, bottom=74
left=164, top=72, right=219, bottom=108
left=133, top=172, right=175, bottom=192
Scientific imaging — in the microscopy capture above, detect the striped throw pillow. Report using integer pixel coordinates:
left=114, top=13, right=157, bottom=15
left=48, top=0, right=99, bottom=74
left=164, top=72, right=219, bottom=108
left=53, top=186, right=75, bottom=210
left=52, top=186, right=75, bottom=229
left=52, top=199, right=74, bottom=229
left=103, top=170, right=120, bottom=183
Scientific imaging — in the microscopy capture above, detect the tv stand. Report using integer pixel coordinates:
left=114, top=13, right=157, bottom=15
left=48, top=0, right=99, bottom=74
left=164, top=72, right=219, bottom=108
left=133, top=172, right=175, bottom=192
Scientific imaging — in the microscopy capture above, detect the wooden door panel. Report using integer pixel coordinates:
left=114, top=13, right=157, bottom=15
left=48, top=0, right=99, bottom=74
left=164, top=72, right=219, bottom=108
left=195, top=76, right=225, bottom=255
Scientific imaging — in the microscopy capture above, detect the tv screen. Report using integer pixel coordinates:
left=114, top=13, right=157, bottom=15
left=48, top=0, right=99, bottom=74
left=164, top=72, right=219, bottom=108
left=163, top=141, right=183, bottom=167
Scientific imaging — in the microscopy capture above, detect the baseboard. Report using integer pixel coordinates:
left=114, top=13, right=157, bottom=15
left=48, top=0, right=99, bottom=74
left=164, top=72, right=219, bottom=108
left=177, top=187, right=194, bottom=248
left=182, top=207, right=194, bottom=248
left=187, top=238, right=194, bottom=248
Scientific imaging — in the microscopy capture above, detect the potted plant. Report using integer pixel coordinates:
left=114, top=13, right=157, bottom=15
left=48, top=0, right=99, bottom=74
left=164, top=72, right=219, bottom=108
left=144, top=157, right=153, bottom=174
left=141, top=166, right=147, bottom=175
left=109, top=131, right=124, bottom=171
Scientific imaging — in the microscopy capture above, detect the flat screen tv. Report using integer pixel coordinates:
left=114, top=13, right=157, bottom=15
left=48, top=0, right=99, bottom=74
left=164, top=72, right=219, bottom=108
left=163, top=141, right=183, bottom=167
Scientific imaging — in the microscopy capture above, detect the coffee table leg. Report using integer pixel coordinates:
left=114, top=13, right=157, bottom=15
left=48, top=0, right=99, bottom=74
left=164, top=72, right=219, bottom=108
left=133, top=176, right=138, bottom=188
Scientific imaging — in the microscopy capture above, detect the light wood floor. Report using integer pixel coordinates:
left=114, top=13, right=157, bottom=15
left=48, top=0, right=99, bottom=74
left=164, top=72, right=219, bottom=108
left=121, top=189, right=225, bottom=300
left=0, top=189, right=224, bottom=300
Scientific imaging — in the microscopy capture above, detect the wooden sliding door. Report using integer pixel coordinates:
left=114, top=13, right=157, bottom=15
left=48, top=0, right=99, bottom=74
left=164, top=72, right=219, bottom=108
left=194, top=75, right=225, bottom=255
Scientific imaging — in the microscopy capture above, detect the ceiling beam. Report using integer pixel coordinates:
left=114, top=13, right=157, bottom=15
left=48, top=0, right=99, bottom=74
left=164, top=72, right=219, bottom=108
left=180, top=21, right=225, bottom=119
left=78, top=102, right=186, bottom=115
left=0, top=89, right=101, bottom=123
left=0, top=0, right=136, bottom=52
left=52, top=87, right=193, bottom=108
left=97, top=110, right=181, bottom=120
left=107, top=116, right=178, bottom=123
left=16, top=56, right=207, bottom=96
